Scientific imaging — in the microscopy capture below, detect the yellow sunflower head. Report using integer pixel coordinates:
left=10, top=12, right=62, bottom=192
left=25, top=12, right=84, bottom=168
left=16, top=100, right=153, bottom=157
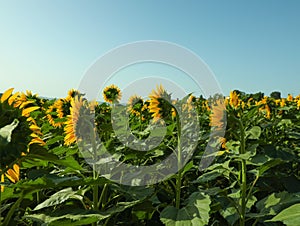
left=148, top=85, right=172, bottom=122
left=66, top=89, right=82, bottom=102
left=280, top=98, right=286, bottom=107
left=229, top=91, right=240, bottom=108
left=182, top=94, right=197, bottom=113
left=209, top=99, right=226, bottom=129
left=0, top=88, right=43, bottom=172
left=287, top=94, right=293, bottom=102
left=1, top=163, right=20, bottom=192
left=103, top=84, right=122, bottom=104
left=64, top=96, right=94, bottom=146
left=46, top=100, right=66, bottom=128
left=127, top=95, right=144, bottom=116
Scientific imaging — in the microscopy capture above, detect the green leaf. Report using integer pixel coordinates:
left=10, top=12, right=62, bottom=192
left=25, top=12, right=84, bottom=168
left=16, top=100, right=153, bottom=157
left=257, top=159, right=283, bottom=176
left=256, top=191, right=300, bottom=217
left=46, top=135, right=64, bottom=146
left=26, top=200, right=140, bottom=225
left=246, top=126, right=261, bottom=139
left=34, top=187, right=82, bottom=211
left=267, top=203, right=300, bottom=226
left=160, top=192, right=211, bottom=226
left=26, top=148, right=83, bottom=171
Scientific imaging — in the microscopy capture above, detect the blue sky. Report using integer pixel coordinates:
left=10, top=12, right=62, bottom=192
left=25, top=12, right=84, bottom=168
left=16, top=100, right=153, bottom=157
left=0, top=0, right=299, bottom=101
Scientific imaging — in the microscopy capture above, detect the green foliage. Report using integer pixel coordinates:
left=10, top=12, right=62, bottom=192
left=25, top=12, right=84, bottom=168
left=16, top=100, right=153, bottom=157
left=0, top=89, right=299, bottom=225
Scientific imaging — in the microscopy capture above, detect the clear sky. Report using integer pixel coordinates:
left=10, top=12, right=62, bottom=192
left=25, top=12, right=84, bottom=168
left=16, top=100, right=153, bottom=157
left=1, top=0, right=299, bottom=101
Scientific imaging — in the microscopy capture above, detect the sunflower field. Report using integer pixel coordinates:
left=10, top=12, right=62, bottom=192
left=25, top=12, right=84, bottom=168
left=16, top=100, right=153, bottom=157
left=0, top=85, right=299, bottom=226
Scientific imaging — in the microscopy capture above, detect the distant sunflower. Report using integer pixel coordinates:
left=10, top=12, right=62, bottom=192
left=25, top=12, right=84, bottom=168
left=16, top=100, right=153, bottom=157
left=148, top=85, right=173, bottom=122
left=66, top=89, right=82, bottom=102
left=103, top=84, right=122, bottom=104
left=280, top=99, right=286, bottom=107
left=287, top=94, right=293, bottom=102
left=46, top=100, right=65, bottom=128
left=183, top=94, right=196, bottom=113
left=64, top=96, right=83, bottom=146
left=210, top=99, right=226, bottom=129
left=228, top=91, right=240, bottom=108
left=127, top=95, right=143, bottom=116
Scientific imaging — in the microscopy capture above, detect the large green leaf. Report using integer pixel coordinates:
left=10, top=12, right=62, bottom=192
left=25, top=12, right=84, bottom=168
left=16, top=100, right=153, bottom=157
left=160, top=192, right=211, bottom=226
left=256, top=191, right=300, bottom=218
left=267, top=203, right=300, bottom=226
left=25, top=200, right=140, bottom=225
left=34, top=187, right=83, bottom=211
left=25, top=148, right=83, bottom=170
left=245, top=126, right=261, bottom=140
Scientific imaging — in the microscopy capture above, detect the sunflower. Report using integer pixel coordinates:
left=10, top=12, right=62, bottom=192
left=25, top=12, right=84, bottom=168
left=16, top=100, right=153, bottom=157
left=0, top=88, right=44, bottom=190
left=103, top=84, right=122, bottom=104
left=1, top=164, right=19, bottom=192
left=127, top=95, right=143, bottom=116
left=228, top=91, right=240, bottom=108
left=182, top=94, right=197, bottom=113
left=216, top=137, right=230, bottom=156
left=148, top=85, right=173, bottom=122
left=280, top=98, right=286, bottom=107
left=210, top=99, right=226, bottom=129
left=64, top=96, right=83, bottom=145
left=66, top=89, right=82, bottom=102
left=287, top=94, right=293, bottom=102
left=46, top=98, right=71, bottom=128
left=254, top=96, right=272, bottom=119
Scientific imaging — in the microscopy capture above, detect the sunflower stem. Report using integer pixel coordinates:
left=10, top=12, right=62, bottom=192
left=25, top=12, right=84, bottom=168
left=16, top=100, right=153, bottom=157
left=2, top=193, right=23, bottom=226
left=175, top=111, right=182, bottom=209
left=98, top=183, right=108, bottom=210
left=237, top=117, right=247, bottom=226
left=0, top=180, right=2, bottom=223
left=90, top=120, right=99, bottom=226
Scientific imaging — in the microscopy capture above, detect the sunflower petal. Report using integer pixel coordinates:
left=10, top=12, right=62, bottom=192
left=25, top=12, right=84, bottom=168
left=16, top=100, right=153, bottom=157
left=8, top=92, right=19, bottom=105
left=20, top=100, right=35, bottom=109
left=1, top=174, right=4, bottom=192
left=22, top=106, right=40, bottom=117
left=5, top=166, right=20, bottom=183
left=29, top=137, right=46, bottom=146
left=1, top=88, right=14, bottom=103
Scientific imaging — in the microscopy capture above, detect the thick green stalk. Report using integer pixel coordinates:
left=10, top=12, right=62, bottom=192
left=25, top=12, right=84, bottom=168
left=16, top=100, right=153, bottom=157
left=0, top=179, right=2, bottom=223
left=90, top=121, right=99, bottom=226
left=3, top=194, right=23, bottom=226
left=92, top=163, right=99, bottom=226
left=175, top=114, right=182, bottom=209
left=98, top=183, right=108, bottom=210
left=238, top=119, right=247, bottom=226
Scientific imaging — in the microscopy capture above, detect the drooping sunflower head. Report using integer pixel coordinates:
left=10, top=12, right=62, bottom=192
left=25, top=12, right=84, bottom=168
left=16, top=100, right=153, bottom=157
left=209, top=99, right=226, bottom=129
left=0, top=88, right=43, bottom=169
left=64, top=96, right=94, bottom=146
left=182, top=94, right=197, bottom=113
left=148, top=84, right=173, bottom=122
left=127, top=95, right=144, bottom=116
left=103, top=84, right=122, bottom=104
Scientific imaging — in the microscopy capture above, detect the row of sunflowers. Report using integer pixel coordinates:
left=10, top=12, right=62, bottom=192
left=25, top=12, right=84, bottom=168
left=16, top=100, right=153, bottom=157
left=0, top=85, right=299, bottom=225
